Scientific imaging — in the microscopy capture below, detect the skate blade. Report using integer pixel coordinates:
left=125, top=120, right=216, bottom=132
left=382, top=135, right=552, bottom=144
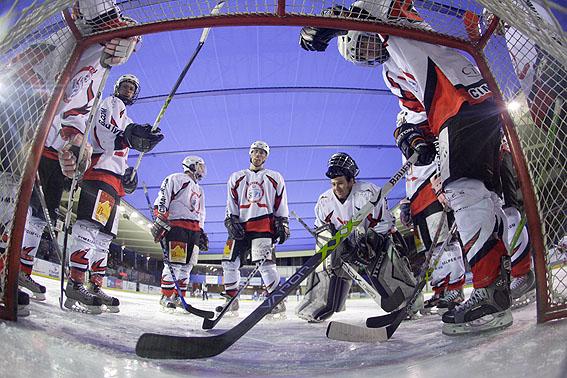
left=29, top=293, right=46, bottom=302
left=17, top=306, right=31, bottom=317
left=442, top=309, right=513, bottom=336
left=64, top=298, right=103, bottom=315
left=103, top=305, right=120, bottom=313
left=511, top=290, right=536, bottom=310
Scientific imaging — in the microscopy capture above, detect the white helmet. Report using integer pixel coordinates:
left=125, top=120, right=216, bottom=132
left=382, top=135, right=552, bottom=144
left=114, top=74, right=140, bottom=105
left=337, top=31, right=389, bottom=67
left=182, top=155, right=207, bottom=181
left=249, top=140, right=270, bottom=156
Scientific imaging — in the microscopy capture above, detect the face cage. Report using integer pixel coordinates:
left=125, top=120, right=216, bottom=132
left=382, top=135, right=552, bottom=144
left=351, top=34, right=387, bottom=66
left=115, top=80, right=140, bottom=105
left=326, top=166, right=354, bottom=179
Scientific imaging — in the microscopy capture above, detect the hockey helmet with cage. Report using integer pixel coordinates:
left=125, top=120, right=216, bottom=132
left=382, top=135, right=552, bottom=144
left=337, top=31, right=389, bottom=67
left=114, top=74, right=140, bottom=105
left=326, top=152, right=360, bottom=179
left=249, top=140, right=270, bottom=156
left=182, top=155, right=207, bottom=181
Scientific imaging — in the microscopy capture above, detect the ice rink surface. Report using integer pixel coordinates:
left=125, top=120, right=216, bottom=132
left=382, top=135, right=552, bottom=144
left=2, top=276, right=567, bottom=378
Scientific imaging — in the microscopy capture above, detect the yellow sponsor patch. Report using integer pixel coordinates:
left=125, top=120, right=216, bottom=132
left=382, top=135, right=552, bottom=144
left=223, top=239, right=234, bottom=258
left=170, top=241, right=187, bottom=264
left=93, top=190, right=115, bottom=226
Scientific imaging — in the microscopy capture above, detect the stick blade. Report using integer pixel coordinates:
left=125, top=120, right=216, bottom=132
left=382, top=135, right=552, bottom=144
left=136, top=332, right=228, bottom=359
left=326, top=321, right=388, bottom=343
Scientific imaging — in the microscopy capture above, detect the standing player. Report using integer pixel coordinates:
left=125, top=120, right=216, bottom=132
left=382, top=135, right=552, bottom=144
left=397, top=111, right=466, bottom=314
left=299, top=0, right=511, bottom=335
left=296, top=153, right=412, bottom=322
left=17, top=0, right=140, bottom=301
left=65, top=74, right=163, bottom=313
left=221, top=141, right=290, bottom=316
left=151, top=156, right=208, bottom=310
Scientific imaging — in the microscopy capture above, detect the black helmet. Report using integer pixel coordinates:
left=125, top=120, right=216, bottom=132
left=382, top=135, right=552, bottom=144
left=326, top=152, right=359, bottom=179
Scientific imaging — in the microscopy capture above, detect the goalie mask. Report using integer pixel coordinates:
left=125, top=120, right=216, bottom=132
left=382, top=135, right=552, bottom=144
left=114, top=74, right=140, bottom=105
left=337, top=31, right=389, bottom=67
left=182, top=155, right=207, bottom=181
left=326, top=152, right=360, bottom=179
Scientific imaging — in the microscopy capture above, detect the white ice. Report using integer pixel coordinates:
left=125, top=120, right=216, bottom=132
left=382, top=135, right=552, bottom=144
left=1, top=275, right=566, bottom=378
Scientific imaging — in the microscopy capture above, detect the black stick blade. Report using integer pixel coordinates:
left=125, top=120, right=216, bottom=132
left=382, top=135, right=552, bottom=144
left=136, top=332, right=229, bottom=359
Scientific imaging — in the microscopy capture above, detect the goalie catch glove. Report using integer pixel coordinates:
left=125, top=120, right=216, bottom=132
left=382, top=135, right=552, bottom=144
left=198, top=230, right=209, bottom=251
left=224, top=215, right=245, bottom=240
left=151, top=213, right=171, bottom=243
left=299, top=6, right=349, bottom=51
left=121, top=167, right=138, bottom=194
left=393, top=123, right=436, bottom=166
left=123, top=123, right=164, bottom=153
left=273, top=216, right=290, bottom=244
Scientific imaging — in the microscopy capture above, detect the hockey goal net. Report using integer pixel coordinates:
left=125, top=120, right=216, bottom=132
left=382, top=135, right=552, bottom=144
left=0, top=0, right=565, bottom=322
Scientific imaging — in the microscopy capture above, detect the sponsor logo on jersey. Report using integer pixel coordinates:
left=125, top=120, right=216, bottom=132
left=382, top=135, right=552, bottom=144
left=461, top=64, right=481, bottom=78
left=170, top=241, right=188, bottom=264
left=64, top=66, right=96, bottom=103
left=93, top=189, right=114, bottom=226
left=467, top=83, right=491, bottom=99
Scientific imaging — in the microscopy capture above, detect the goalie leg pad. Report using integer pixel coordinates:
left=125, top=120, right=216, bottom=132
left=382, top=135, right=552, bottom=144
left=367, top=241, right=417, bottom=313
left=296, top=268, right=352, bottom=322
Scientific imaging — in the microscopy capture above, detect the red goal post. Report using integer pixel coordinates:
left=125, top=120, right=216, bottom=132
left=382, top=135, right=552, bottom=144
left=0, top=0, right=565, bottom=323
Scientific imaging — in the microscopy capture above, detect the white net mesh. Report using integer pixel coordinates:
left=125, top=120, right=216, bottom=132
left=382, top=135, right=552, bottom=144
left=0, top=0, right=565, bottom=320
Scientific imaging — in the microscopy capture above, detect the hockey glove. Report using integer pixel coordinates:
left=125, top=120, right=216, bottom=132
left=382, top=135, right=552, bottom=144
left=299, top=6, right=349, bottom=51
left=101, top=36, right=140, bottom=68
left=341, top=229, right=385, bottom=268
left=399, top=199, right=412, bottom=227
left=198, top=230, right=209, bottom=251
left=151, top=213, right=171, bottom=243
left=121, top=167, right=138, bottom=194
left=123, top=123, right=164, bottom=153
left=58, top=133, right=92, bottom=179
left=393, top=123, right=437, bottom=166
left=224, top=215, right=245, bottom=241
left=273, top=216, right=290, bottom=244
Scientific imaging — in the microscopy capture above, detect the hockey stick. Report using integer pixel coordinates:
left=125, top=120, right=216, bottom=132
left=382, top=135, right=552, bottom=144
left=202, top=252, right=270, bottom=330
left=34, top=173, right=63, bottom=264
left=134, top=154, right=418, bottom=359
left=129, top=1, right=225, bottom=180
left=326, top=212, right=453, bottom=342
left=59, top=67, right=112, bottom=310
left=142, top=182, right=214, bottom=319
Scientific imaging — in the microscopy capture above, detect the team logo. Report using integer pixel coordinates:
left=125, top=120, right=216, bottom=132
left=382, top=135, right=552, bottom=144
left=462, top=64, right=481, bottom=78
left=246, top=181, right=264, bottom=203
left=64, top=66, right=96, bottom=103
left=189, top=191, right=202, bottom=213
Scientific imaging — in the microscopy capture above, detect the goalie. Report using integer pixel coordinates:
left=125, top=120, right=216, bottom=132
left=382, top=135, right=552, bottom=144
left=296, top=153, right=418, bottom=322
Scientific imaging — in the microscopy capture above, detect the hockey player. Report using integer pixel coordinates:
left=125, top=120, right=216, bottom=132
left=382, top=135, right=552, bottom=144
left=151, top=156, right=208, bottom=310
left=299, top=0, right=512, bottom=335
left=397, top=111, right=466, bottom=315
left=65, top=74, right=163, bottom=313
left=297, top=152, right=411, bottom=322
left=499, top=140, right=535, bottom=308
left=221, top=141, right=290, bottom=316
left=17, top=0, right=141, bottom=301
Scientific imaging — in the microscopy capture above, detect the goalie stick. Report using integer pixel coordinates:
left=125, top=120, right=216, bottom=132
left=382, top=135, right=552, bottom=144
left=134, top=154, right=418, bottom=359
left=142, top=182, right=214, bottom=319
left=326, top=219, right=458, bottom=342
left=129, top=1, right=225, bottom=180
left=60, top=67, right=112, bottom=310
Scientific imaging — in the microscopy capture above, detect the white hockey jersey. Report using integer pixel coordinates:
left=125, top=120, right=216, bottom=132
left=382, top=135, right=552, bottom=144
left=82, top=95, right=132, bottom=195
left=352, top=0, right=493, bottom=135
left=314, top=181, right=394, bottom=235
left=154, top=172, right=206, bottom=231
left=226, top=168, right=289, bottom=234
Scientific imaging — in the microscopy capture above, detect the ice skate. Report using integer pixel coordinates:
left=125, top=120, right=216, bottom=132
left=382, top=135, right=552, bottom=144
left=421, top=290, right=443, bottom=315
left=442, top=267, right=512, bottom=336
left=436, top=288, right=464, bottom=315
left=89, top=283, right=120, bottom=313
left=217, top=292, right=239, bottom=317
left=510, top=270, right=536, bottom=310
left=64, top=280, right=103, bottom=315
left=266, top=300, right=287, bottom=320
left=18, top=289, right=30, bottom=317
left=18, top=271, right=46, bottom=301
left=159, top=294, right=177, bottom=312
left=404, top=292, right=424, bottom=320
